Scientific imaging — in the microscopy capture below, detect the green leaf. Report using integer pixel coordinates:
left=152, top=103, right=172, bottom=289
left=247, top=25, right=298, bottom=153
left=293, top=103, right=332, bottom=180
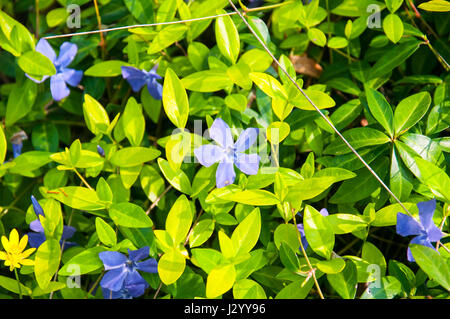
left=162, top=68, right=189, bottom=128
left=110, top=147, right=160, bottom=167
left=324, top=127, right=391, bottom=155
left=414, top=157, right=450, bottom=202
left=275, top=277, right=314, bottom=299
left=46, top=8, right=68, bottom=27
left=303, top=205, right=335, bottom=259
left=266, top=121, right=290, bottom=144
left=95, top=218, right=117, bottom=247
left=189, top=219, right=215, bottom=248
left=249, top=72, right=288, bottom=100
left=215, top=13, right=240, bottom=64
left=316, top=258, right=346, bottom=274
left=158, top=249, right=186, bottom=285
left=109, top=202, right=153, bottom=228
left=327, top=260, right=357, bottom=299
left=148, top=25, right=187, bottom=54
left=372, top=202, right=418, bottom=227
left=0, top=275, right=32, bottom=296
left=157, top=158, right=192, bottom=195
left=225, top=94, right=247, bottom=112
left=233, top=279, right=267, bottom=299
left=390, top=147, right=413, bottom=202
left=122, top=97, right=145, bottom=146
left=368, top=39, right=421, bottom=80
left=231, top=208, right=261, bottom=256
left=327, top=37, right=349, bottom=49
left=410, top=244, right=450, bottom=291
left=386, top=0, right=404, bottom=12
left=58, top=247, right=106, bottom=276
left=181, top=70, right=231, bottom=92
left=361, top=276, right=403, bottom=299
left=383, top=14, right=404, bottom=43
left=418, top=0, right=450, bottom=12
left=34, top=239, right=61, bottom=289
left=362, top=242, right=387, bottom=276
left=327, top=214, right=367, bottom=234
left=206, top=264, right=236, bottom=298
left=365, top=87, right=394, bottom=137
left=82, top=94, right=110, bottom=136
left=307, top=28, right=327, bottom=47
left=0, top=125, right=6, bottom=164
left=290, top=88, right=336, bottom=110
left=279, top=242, right=301, bottom=272
left=47, top=186, right=106, bottom=212
left=85, top=60, right=131, bottom=77
left=211, top=189, right=280, bottom=206
left=285, top=177, right=336, bottom=206
left=166, top=195, right=193, bottom=244
left=332, top=0, right=385, bottom=17
left=5, top=80, right=37, bottom=126
left=123, top=0, right=154, bottom=23
left=394, top=92, right=432, bottom=136
left=18, top=50, right=56, bottom=78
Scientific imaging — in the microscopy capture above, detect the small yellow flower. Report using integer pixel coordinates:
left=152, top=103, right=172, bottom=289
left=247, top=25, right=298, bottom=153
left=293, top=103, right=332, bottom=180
left=0, top=229, right=36, bottom=271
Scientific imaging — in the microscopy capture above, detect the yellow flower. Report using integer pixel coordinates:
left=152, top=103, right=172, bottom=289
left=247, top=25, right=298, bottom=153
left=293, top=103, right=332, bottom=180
left=0, top=229, right=36, bottom=271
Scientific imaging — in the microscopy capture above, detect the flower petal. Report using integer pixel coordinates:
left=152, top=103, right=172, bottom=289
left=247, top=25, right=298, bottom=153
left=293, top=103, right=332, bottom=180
left=128, top=246, right=149, bottom=262
left=124, top=269, right=148, bottom=287
left=98, top=251, right=127, bottom=270
left=30, top=219, right=44, bottom=233
left=234, top=153, right=260, bottom=175
left=147, top=78, right=163, bottom=100
left=56, top=42, right=78, bottom=68
left=426, top=224, right=444, bottom=243
left=62, top=225, right=76, bottom=240
left=20, top=247, right=36, bottom=259
left=417, top=199, right=437, bottom=234
left=209, top=118, right=234, bottom=149
left=215, top=161, right=236, bottom=188
left=18, top=234, right=28, bottom=252
left=234, top=128, right=259, bottom=152
left=136, top=258, right=158, bottom=274
left=100, top=268, right=128, bottom=291
left=25, top=73, right=49, bottom=84
left=121, top=66, right=147, bottom=92
left=27, top=232, right=46, bottom=248
left=9, top=229, right=19, bottom=246
left=320, top=208, right=329, bottom=217
left=50, top=73, right=70, bottom=101
left=396, top=213, right=424, bottom=237
left=35, top=38, right=56, bottom=62
left=61, top=68, right=83, bottom=87
left=407, top=235, right=434, bottom=262
left=296, top=224, right=309, bottom=250
left=194, top=144, right=225, bottom=167
left=31, top=195, right=45, bottom=217
left=126, top=282, right=148, bottom=298
left=1, top=236, right=10, bottom=252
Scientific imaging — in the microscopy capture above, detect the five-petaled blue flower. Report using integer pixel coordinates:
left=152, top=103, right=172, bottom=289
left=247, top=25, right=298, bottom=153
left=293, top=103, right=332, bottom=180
left=194, top=118, right=260, bottom=188
left=27, top=195, right=77, bottom=249
left=27, top=39, right=83, bottom=101
left=98, top=247, right=158, bottom=298
left=102, top=281, right=148, bottom=299
left=121, top=65, right=163, bottom=100
left=396, top=199, right=444, bottom=262
left=297, top=208, right=329, bottom=250
left=10, top=131, right=28, bottom=159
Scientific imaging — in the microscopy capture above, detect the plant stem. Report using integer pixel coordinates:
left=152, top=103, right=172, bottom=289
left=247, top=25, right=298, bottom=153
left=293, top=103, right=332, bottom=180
left=14, top=268, right=23, bottom=299
left=92, top=0, right=106, bottom=58
left=291, top=209, right=325, bottom=299
left=145, top=185, right=173, bottom=215
left=35, top=0, right=40, bottom=38
left=73, top=168, right=93, bottom=190
left=85, top=271, right=104, bottom=299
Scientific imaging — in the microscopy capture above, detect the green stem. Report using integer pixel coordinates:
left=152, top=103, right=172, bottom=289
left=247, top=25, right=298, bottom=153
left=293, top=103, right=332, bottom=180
left=14, top=268, right=23, bottom=299
left=73, top=168, right=93, bottom=190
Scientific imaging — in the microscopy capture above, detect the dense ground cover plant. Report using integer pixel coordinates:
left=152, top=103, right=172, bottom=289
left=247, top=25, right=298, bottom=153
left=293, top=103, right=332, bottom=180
left=0, top=0, right=449, bottom=300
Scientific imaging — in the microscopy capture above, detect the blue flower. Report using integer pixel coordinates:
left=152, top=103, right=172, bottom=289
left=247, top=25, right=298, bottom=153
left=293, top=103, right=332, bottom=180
left=27, top=195, right=77, bottom=249
left=97, top=145, right=105, bottom=157
left=27, top=39, right=83, bottom=101
left=102, top=282, right=148, bottom=299
left=297, top=208, right=329, bottom=250
left=10, top=131, right=28, bottom=159
left=121, top=65, right=163, bottom=100
left=194, top=118, right=260, bottom=188
left=396, top=199, right=444, bottom=262
left=98, top=247, right=158, bottom=295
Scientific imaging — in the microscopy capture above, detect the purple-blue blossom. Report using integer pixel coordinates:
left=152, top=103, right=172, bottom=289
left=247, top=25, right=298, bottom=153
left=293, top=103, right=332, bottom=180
left=121, top=65, right=163, bottom=100
left=396, top=199, right=444, bottom=262
left=194, top=118, right=260, bottom=188
left=27, top=39, right=83, bottom=101
left=297, top=208, right=329, bottom=250
left=27, top=195, right=77, bottom=249
left=98, top=246, right=158, bottom=297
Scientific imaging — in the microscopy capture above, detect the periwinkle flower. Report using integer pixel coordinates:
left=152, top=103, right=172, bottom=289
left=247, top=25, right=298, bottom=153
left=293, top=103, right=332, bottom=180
left=297, top=208, right=329, bottom=250
left=121, top=65, right=163, bottom=100
left=27, top=195, right=77, bottom=249
left=194, top=118, right=260, bottom=188
left=10, top=131, right=28, bottom=159
left=27, top=39, right=83, bottom=101
left=102, top=282, right=148, bottom=299
left=99, top=247, right=158, bottom=297
left=97, top=145, right=105, bottom=157
left=396, top=199, right=444, bottom=262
